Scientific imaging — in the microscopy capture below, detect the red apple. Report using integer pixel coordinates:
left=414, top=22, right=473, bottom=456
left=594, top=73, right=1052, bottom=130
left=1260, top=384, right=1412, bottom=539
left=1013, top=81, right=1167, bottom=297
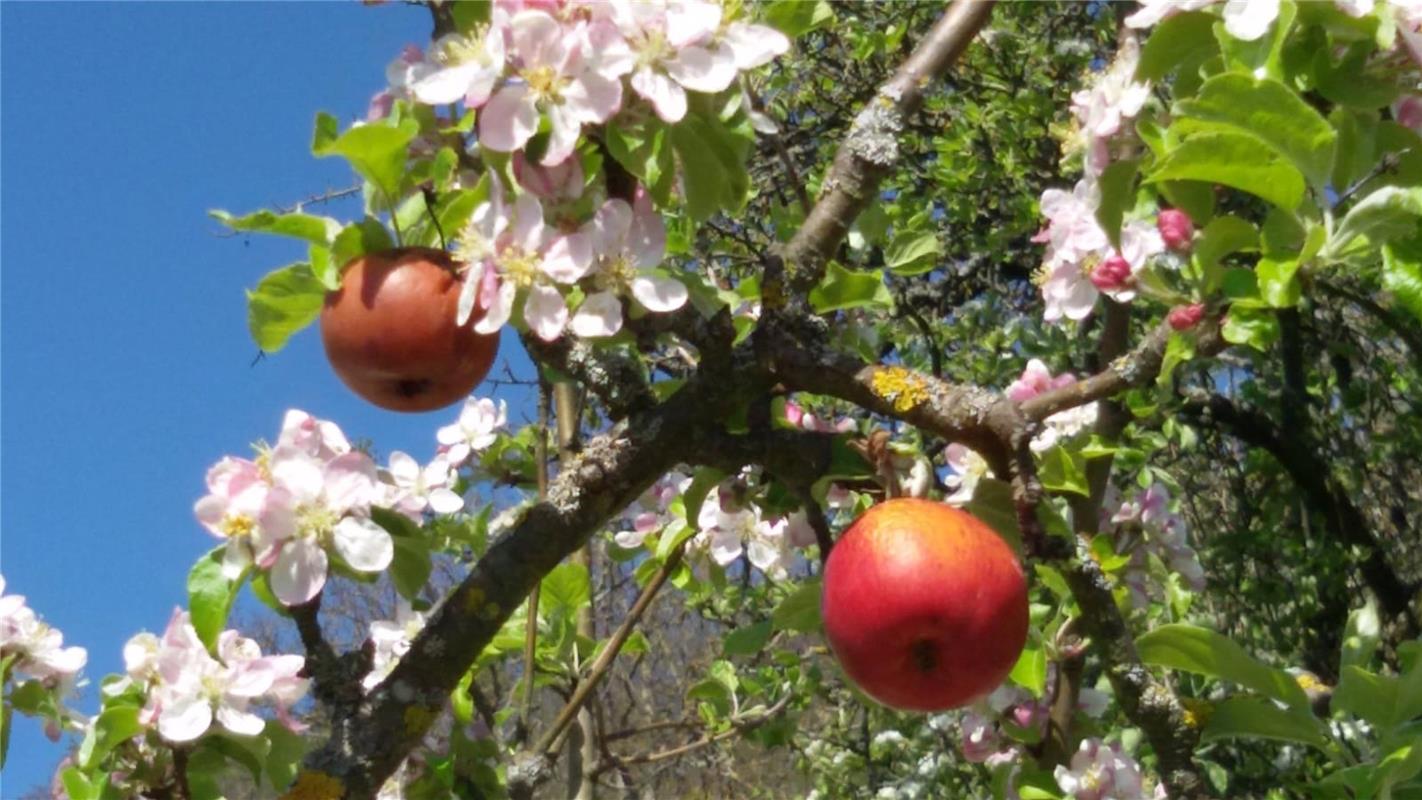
left=321, top=247, right=498, bottom=413
left=821, top=498, right=1028, bottom=711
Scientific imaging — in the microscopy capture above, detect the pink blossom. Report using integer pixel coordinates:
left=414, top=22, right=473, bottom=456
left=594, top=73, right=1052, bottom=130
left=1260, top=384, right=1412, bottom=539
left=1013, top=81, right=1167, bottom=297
left=368, top=45, right=425, bottom=120
left=479, top=11, right=623, bottom=165
left=1070, top=36, right=1150, bottom=176
left=1054, top=738, right=1146, bottom=800
left=694, top=493, right=789, bottom=578
left=1090, top=255, right=1133, bottom=292
left=437, top=396, right=508, bottom=466
left=1007, top=359, right=1077, bottom=403
left=193, top=456, right=294, bottom=580
left=1167, top=303, right=1205, bottom=330
left=958, top=711, right=1002, bottom=762
left=363, top=599, right=428, bottom=691
left=456, top=191, right=592, bottom=341
left=1157, top=208, right=1195, bottom=252
left=783, top=400, right=856, bottom=433
left=384, top=452, right=464, bottom=521
left=569, top=193, right=686, bottom=338
left=266, top=447, right=391, bottom=605
left=0, top=576, right=87, bottom=687
left=1394, top=95, right=1422, bottom=133
left=614, top=469, right=691, bottom=548
left=408, top=24, right=507, bottom=108
left=944, top=443, right=989, bottom=506
left=514, top=151, right=585, bottom=201
left=601, top=0, right=737, bottom=123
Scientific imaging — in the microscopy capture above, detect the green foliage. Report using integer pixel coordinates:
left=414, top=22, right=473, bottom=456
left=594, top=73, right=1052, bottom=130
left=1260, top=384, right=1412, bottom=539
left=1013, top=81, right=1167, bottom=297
left=187, top=546, right=242, bottom=651
left=244, top=262, right=327, bottom=352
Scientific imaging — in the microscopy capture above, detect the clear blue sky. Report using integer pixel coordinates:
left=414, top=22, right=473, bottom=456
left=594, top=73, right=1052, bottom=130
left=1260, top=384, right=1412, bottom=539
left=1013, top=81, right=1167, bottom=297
left=1, top=4, right=535, bottom=790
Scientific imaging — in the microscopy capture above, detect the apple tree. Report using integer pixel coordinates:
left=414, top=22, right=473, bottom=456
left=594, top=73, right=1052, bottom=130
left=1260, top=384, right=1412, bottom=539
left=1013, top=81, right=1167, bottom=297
left=5, top=1, right=1422, bottom=798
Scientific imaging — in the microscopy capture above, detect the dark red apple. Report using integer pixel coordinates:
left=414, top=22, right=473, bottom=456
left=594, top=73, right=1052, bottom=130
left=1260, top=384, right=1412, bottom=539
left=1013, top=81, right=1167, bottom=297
left=321, top=247, right=498, bottom=413
left=821, top=498, right=1029, bottom=711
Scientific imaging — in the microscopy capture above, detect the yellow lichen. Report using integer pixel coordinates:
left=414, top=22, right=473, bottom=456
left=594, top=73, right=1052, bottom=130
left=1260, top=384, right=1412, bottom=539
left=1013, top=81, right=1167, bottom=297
left=462, top=586, right=486, bottom=613
left=405, top=704, right=436, bottom=735
left=870, top=367, right=931, bottom=413
left=1180, top=698, right=1212, bottom=729
left=280, top=770, right=344, bottom=800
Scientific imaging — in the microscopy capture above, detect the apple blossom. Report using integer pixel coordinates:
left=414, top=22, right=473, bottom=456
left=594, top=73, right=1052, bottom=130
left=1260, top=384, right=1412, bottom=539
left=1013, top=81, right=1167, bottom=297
left=1003, top=360, right=1099, bottom=451
left=193, top=456, right=293, bottom=580
left=1167, top=303, right=1205, bottom=330
left=694, top=492, right=791, bottom=578
left=1157, top=208, right=1194, bottom=252
left=569, top=193, right=687, bottom=338
left=455, top=192, right=592, bottom=341
left=599, top=0, right=738, bottom=123
left=276, top=408, right=352, bottom=460
left=1090, top=255, right=1133, bottom=292
left=437, top=397, right=508, bottom=470
left=944, top=443, right=989, bottom=506
left=130, top=609, right=307, bottom=743
left=513, top=151, right=586, bottom=202
left=1007, top=359, right=1076, bottom=403
left=266, top=445, right=392, bottom=605
left=0, top=576, right=87, bottom=687
left=1069, top=36, right=1150, bottom=176
left=364, top=599, right=428, bottom=690
left=1125, top=0, right=1279, bottom=42
left=478, top=11, right=623, bottom=165
left=1054, top=738, right=1146, bottom=800
left=408, top=23, right=507, bottom=108
left=1112, top=482, right=1206, bottom=592
left=384, top=451, right=464, bottom=521
left=368, top=44, right=425, bottom=120
left=614, top=469, right=691, bottom=548
left=784, top=400, right=858, bottom=433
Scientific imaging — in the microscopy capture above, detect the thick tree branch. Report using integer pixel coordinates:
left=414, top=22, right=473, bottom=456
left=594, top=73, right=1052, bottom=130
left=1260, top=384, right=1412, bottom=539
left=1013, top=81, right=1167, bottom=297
left=766, top=0, right=997, bottom=299
left=1178, top=391, right=1418, bottom=640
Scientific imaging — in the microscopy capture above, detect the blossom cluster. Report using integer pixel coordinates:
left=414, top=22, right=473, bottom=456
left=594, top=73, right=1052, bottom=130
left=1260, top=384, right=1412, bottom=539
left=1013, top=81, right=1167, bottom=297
left=121, top=609, right=307, bottom=743
left=195, top=403, right=503, bottom=606
left=373, top=0, right=789, bottom=342
left=1054, top=738, right=1148, bottom=800
left=945, top=359, right=1098, bottom=505
left=1108, top=481, right=1207, bottom=602
left=0, top=576, right=87, bottom=689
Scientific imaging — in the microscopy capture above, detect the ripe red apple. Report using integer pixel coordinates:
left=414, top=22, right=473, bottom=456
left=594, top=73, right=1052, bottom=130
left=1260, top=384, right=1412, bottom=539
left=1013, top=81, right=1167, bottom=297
left=821, top=498, right=1028, bottom=711
left=321, top=247, right=498, bottom=413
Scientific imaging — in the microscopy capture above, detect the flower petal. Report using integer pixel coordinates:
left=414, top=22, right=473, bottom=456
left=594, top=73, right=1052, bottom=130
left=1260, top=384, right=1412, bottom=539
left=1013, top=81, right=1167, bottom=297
left=479, top=84, right=540, bottom=153
left=631, top=67, right=687, bottom=123
left=630, top=275, right=688, bottom=312
left=569, top=291, right=624, bottom=338
left=333, top=516, right=395, bottom=572
left=525, top=285, right=570, bottom=341
left=270, top=539, right=328, bottom=606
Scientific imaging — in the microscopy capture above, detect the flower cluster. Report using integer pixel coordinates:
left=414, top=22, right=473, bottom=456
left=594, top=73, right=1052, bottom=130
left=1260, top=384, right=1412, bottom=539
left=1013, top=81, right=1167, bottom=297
left=1127, top=0, right=1422, bottom=66
left=1054, top=738, right=1147, bottom=800
left=614, top=469, right=692, bottom=549
left=1007, top=359, right=1100, bottom=452
left=694, top=487, right=792, bottom=579
left=0, top=576, right=87, bottom=689
left=363, top=599, right=429, bottom=691
left=952, top=680, right=1110, bottom=773
left=195, top=404, right=500, bottom=607
left=376, top=1, right=788, bottom=342
left=122, top=609, right=307, bottom=743
left=1109, top=481, right=1206, bottom=602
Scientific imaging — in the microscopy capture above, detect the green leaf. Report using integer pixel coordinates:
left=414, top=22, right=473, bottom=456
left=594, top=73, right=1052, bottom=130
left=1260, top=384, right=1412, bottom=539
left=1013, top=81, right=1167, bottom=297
left=263, top=720, right=307, bottom=789
left=1175, top=73, right=1335, bottom=189
left=680, top=467, right=725, bottom=533
left=809, top=261, right=892, bottom=313
left=312, top=117, right=419, bottom=203
left=884, top=230, right=942, bottom=275
left=1222, top=307, right=1280, bottom=351
left=1342, top=597, right=1381, bottom=670
left=1383, top=233, right=1422, bottom=325
left=1136, top=623, right=1309, bottom=709
left=1038, top=446, right=1088, bottom=496
left=330, top=218, right=396, bottom=271
left=1138, top=12, right=1218, bottom=81
left=1215, top=0, right=1296, bottom=80
left=1334, top=665, right=1399, bottom=728
left=772, top=579, right=823, bottom=633
left=1200, top=697, right=1330, bottom=749
left=670, top=109, right=752, bottom=222
left=390, top=535, right=432, bottom=601
left=764, top=0, right=834, bottom=36
left=723, top=621, right=773, bottom=657
left=62, top=767, right=104, bottom=800
left=1010, top=638, right=1048, bottom=697
left=188, top=546, right=241, bottom=652
left=1158, top=332, right=1197, bottom=387
left=1331, top=108, right=1378, bottom=192
left=245, top=262, right=327, bottom=352
left=1095, top=159, right=1140, bottom=249
left=248, top=572, right=291, bottom=618
left=1256, top=257, right=1301, bottom=308
left=964, top=477, right=1023, bottom=556
left=78, top=706, right=144, bottom=769
left=1328, top=187, right=1422, bottom=258
left=605, top=117, right=675, bottom=204
left=184, top=745, right=227, bottom=800
left=1193, top=215, right=1257, bottom=276
left=1149, top=130, right=1306, bottom=211
left=541, top=563, right=591, bottom=614
left=210, top=209, right=339, bottom=246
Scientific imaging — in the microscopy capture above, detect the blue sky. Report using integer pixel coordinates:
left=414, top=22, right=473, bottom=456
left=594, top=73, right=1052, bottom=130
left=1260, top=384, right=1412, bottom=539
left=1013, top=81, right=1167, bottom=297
left=2, top=4, right=535, bottom=790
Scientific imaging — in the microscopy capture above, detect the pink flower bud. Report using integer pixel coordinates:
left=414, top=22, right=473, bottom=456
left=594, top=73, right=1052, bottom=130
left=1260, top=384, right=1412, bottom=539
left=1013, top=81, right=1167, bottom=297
left=513, top=152, right=584, bottom=202
left=1157, top=208, right=1194, bottom=251
left=1090, top=255, right=1132, bottom=291
left=1167, top=303, right=1205, bottom=331
left=1394, top=96, right=1422, bottom=134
